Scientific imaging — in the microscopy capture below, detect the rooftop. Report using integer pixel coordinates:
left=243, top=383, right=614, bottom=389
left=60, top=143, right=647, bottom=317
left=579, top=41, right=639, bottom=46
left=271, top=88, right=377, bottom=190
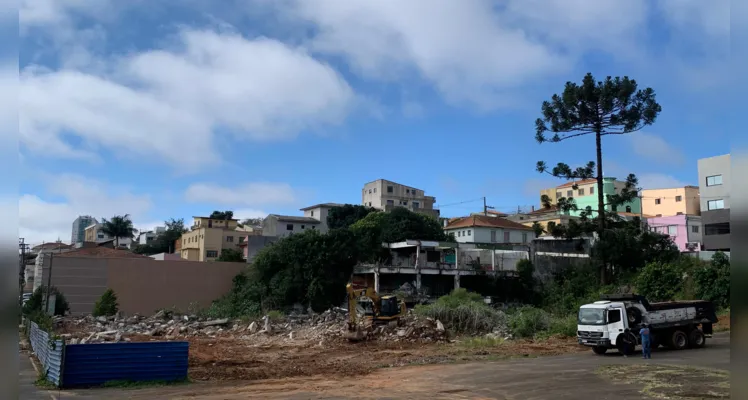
left=299, top=203, right=345, bottom=211
left=557, top=179, right=598, bottom=189
left=445, top=215, right=533, bottom=231
left=32, top=242, right=73, bottom=251
left=269, top=214, right=321, bottom=224
left=192, top=216, right=239, bottom=221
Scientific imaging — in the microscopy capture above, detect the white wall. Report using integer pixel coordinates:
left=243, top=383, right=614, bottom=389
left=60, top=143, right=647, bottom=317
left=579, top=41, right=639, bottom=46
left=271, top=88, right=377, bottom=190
left=302, top=207, right=331, bottom=233
left=273, top=220, right=321, bottom=237
left=447, top=226, right=531, bottom=244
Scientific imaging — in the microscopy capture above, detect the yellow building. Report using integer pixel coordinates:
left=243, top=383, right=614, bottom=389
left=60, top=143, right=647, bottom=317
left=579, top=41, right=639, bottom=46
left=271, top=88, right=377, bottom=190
left=179, top=216, right=245, bottom=262
left=641, top=186, right=700, bottom=217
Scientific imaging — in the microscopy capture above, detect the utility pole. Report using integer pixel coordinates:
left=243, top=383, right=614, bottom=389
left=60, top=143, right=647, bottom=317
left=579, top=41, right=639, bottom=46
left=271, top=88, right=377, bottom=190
left=483, top=197, right=495, bottom=216
left=19, top=238, right=29, bottom=311
left=638, top=192, right=645, bottom=231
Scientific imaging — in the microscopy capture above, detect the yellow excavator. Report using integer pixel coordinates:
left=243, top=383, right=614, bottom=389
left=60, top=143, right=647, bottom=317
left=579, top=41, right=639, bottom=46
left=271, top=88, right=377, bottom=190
left=345, top=283, right=407, bottom=341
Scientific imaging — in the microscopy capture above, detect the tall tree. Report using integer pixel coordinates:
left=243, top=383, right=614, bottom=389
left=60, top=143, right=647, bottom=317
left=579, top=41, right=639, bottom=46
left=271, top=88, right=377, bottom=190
left=100, top=214, right=138, bottom=248
left=133, top=218, right=188, bottom=255
left=534, top=73, right=662, bottom=284
left=327, top=204, right=379, bottom=230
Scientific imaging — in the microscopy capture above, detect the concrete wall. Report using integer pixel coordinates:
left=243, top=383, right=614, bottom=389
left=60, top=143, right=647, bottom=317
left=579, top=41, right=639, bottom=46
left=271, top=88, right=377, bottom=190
left=42, top=256, right=245, bottom=315
left=362, top=179, right=436, bottom=212
left=697, top=154, right=731, bottom=210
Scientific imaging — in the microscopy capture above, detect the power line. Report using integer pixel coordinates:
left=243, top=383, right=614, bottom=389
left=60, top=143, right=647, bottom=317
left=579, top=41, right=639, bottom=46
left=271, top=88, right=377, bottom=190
left=436, top=197, right=485, bottom=208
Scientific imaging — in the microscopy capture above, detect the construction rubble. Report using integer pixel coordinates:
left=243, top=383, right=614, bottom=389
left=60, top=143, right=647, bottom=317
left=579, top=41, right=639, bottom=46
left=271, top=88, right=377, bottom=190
left=54, top=307, right=498, bottom=345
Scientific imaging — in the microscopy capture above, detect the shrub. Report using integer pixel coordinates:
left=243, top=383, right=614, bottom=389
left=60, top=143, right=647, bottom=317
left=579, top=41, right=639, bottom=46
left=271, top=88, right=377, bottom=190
left=636, top=261, right=683, bottom=302
left=693, top=252, right=730, bottom=308
left=93, top=289, right=119, bottom=317
left=22, top=286, right=69, bottom=317
left=508, top=306, right=550, bottom=338
left=414, top=289, right=505, bottom=334
left=546, top=314, right=578, bottom=337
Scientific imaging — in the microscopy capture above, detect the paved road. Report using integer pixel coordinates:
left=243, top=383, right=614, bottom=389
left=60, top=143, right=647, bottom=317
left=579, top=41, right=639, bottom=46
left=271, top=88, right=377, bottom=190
left=24, top=333, right=730, bottom=400
left=19, top=352, right=56, bottom=400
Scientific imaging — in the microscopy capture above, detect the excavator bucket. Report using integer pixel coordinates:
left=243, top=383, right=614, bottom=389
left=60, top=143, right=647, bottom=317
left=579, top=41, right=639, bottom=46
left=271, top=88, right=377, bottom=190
left=345, top=326, right=366, bottom=342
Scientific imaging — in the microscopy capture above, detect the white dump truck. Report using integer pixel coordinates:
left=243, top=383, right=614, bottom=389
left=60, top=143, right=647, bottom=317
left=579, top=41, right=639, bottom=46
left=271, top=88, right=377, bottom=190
left=577, top=294, right=718, bottom=355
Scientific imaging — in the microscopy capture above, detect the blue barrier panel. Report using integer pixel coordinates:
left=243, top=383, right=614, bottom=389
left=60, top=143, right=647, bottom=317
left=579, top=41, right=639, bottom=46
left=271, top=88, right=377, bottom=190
left=28, top=322, right=64, bottom=387
left=61, top=341, right=189, bottom=388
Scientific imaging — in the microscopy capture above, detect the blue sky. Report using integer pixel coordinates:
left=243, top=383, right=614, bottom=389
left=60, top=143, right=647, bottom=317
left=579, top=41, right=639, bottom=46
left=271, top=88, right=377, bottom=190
left=16, top=0, right=735, bottom=246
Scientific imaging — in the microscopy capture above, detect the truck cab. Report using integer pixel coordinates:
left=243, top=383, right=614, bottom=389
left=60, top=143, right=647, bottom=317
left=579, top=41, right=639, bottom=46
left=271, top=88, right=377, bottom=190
left=577, top=301, right=636, bottom=354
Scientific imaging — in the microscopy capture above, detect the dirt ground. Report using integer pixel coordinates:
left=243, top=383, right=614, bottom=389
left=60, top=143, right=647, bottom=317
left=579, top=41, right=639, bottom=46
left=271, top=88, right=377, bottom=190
left=597, top=364, right=730, bottom=399
left=185, top=335, right=585, bottom=382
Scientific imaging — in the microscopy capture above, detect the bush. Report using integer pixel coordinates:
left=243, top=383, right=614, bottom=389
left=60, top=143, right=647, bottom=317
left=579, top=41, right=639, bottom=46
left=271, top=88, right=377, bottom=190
left=414, top=289, right=505, bottom=334
left=693, top=252, right=730, bottom=308
left=22, top=286, right=69, bottom=317
left=636, top=261, right=684, bottom=302
left=546, top=314, right=578, bottom=337
left=93, top=289, right=119, bottom=317
left=508, top=306, right=550, bottom=338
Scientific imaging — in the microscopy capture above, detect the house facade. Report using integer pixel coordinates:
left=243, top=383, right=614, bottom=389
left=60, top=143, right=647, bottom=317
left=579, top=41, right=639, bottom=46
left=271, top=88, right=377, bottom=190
left=83, top=222, right=132, bottom=248
left=444, top=215, right=533, bottom=244
left=697, top=154, right=731, bottom=251
left=179, top=216, right=245, bottom=262
left=262, top=215, right=321, bottom=237
left=641, top=186, right=700, bottom=217
left=647, top=215, right=703, bottom=252
left=362, top=179, right=439, bottom=218
left=541, top=178, right=642, bottom=217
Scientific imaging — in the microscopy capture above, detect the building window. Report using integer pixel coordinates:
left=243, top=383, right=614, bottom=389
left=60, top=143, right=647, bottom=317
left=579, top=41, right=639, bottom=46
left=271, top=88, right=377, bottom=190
left=311, top=210, right=314, bottom=217
left=706, top=175, right=723, bottom=186
left=301, top=225, right=305, bottom=229
left=311, top=226, right=316, bottom=229
left=676, top=212, right=683, bottom=215
left=503, top=231, right=510, bottom=243
left=406, top=189, right=410, bottom=194
left=522, top=233, right=527, bottom=243
left=368, top=202, right=372, bottom=206
left=692, top=225, right=699, bottom=233
left=239, top=236, right=246, bottom=243
left=675, top=195, right=682, bottom=202
left=227, top=236, right=234, bottom=242
left=413, top=202, right=420, bottom=209
left=490, top=230, right=497, bottom=242
left=386, top=200, right=394, bottom=206
left=578, top=188, right=585, bottom=196
left=206, top=250, right=218, bottom=258
left=625, top=206, right=631, bottom=213
left=566, top=190, right=573, bottom=197
left=467, top=230, right=471, bottom=236
left=704, top=222, right=730, bottom=235
left=286, top=224, right=294, bottom=231
left=387, top=186, right=393, bottom=193
left=555, top=191, right=561, bottom=198
left=373, top=188, right=376, bottom=193
left=590, top=186, right=594, bottom=194
left=402, top=200, right=408, bottom=206
left=457, top=231, right=461, bottom=237
left=368, top=189, right=372, bottom=194
left=655, top=198, right=661, bottom=205
left=707, top=199, right=725, bottom=210
left=667, top=225, right=678, bottom=236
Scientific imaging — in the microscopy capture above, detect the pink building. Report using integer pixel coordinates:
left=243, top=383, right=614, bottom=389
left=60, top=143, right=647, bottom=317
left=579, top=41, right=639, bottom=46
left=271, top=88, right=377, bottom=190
left=646, top=215, right=703, bottom=252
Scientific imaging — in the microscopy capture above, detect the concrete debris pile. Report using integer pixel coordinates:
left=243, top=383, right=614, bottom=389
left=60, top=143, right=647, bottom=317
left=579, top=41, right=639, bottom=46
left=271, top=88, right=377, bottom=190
left=364, top=315, right=449, bottom=343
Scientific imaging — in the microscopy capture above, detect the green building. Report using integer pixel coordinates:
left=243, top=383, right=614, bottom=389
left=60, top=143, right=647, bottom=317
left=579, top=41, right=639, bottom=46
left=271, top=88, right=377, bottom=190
left=556, top=177, right=641, bottom=217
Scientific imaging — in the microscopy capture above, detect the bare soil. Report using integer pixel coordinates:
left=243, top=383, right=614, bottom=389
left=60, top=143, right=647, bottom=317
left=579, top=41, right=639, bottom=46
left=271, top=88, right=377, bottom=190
left=597, top=364, right=729, bottom=399
left=184, top=334, right=585, bottom=382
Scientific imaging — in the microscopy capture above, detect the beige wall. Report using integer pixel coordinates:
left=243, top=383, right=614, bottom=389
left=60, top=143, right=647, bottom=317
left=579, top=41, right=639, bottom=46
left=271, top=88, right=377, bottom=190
left=641, top=187, right=700, bottom=217
left=180, top=219, right=245, bottom=261
left=42, top=256, right=246, bottom=315
left=362, top=179, right=436, bottom=212
left=84, top=225, right=96, bottom=242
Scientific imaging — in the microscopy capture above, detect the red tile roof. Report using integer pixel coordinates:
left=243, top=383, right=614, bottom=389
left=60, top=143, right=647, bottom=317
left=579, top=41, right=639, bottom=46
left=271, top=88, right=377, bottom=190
left=557, top=179, right=597, bottom=189
left=445, top=215, right=533, bottom=231
left=56, top=247, right=151, bottom=258
left=529, top=205, right=559, bottom=215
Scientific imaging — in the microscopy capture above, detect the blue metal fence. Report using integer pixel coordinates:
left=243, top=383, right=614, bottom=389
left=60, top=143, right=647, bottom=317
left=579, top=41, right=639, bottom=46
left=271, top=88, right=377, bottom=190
left=28, top=322, right=64, bottom=386
left=61, top=341, right=189, bottom=388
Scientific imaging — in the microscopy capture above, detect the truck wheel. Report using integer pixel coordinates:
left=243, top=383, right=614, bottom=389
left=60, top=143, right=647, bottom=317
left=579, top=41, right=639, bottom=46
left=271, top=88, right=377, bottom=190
left=670, top=330, right=688, bottom=350
left=592, top=346, right=607, bottom=355
left=689, top=329, right=706, bottom=348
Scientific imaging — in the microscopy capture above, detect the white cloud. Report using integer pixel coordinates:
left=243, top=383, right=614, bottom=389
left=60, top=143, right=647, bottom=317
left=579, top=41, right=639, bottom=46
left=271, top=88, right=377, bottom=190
left=20, top=29, right=356, bottom=169
left=637, top=173, right=690, bottom=190
left=283, top=0, right=570, bottom=110
left=184, top=182, right=298, bottom=208
left=629, top=132, right=685, bottom=166
left=234, top=209, right=268, bottom=221
left=19, top=174, right=153, bottom=246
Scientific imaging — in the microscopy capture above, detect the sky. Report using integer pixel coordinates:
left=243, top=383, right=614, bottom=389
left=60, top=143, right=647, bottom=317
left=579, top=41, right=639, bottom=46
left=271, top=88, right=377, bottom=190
left=14, top=0, right=737, bottom=247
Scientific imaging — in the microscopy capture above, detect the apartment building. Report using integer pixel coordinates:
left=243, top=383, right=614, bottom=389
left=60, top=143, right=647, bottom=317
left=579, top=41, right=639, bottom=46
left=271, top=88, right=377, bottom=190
left=697, top=154, right=731, bottom=251
left=647, top=215, right=703, bottom=252
left=444, top=215, right=534, bottom=245
left=179, top=216, right=245, bottom=261
left=83, top=223, right=132, bottom=248
left=540, top=177, right=641, bottom=217
left=362, top=179, right=439, bottom=218
left=71, top=215, right=97, bottom=245
left=641, top=186, right=700, bottom=217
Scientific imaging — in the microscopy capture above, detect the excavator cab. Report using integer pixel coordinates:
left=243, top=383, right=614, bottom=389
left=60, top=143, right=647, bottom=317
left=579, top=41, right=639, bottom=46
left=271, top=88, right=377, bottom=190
left=379, top=296, right=403, bottom=318
left=345, top=284, right=407, bottom=341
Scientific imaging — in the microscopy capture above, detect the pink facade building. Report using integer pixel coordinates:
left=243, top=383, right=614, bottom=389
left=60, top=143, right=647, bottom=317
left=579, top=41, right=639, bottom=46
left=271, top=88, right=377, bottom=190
left=646, top=214, right=703, bottom=252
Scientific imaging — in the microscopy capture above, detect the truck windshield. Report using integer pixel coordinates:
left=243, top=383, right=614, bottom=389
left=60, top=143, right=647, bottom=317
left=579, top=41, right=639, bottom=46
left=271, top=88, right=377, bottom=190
left=578, top=308, right=606, bottom=325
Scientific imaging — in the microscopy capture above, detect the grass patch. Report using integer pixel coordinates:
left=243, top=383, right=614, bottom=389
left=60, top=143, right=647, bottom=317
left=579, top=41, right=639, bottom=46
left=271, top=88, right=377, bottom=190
left=414, top=288, right=506, bottom=334
left=100, top=378, right=191, bottom=389
left=266, top=310, right=285, bottom=322
left=597, top=364, right=729, bottom=399
left=458, top=336, right=506, bottom=349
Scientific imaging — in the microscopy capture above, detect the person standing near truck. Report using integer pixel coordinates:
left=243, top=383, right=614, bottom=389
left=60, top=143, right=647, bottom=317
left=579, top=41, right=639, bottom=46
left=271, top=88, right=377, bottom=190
left=639, top=324, right=651, bottom=359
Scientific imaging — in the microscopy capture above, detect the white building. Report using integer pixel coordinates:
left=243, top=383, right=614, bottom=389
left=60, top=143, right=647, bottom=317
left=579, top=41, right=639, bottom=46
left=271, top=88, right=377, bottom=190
left=362, top=179, right=439, bottom=217
left=262, top=203, right=343, bottom=238
left=444, top=215, right=534, bottom=245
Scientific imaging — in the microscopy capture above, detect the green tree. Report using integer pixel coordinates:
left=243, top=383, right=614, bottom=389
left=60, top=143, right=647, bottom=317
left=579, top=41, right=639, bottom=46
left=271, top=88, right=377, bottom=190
left=637, top=261, right=684, bottom=302
left=693, top=252, right=730, bottom=308
left=93, top=289, right=119, bottom=317
left=535, top=73, right=662, bottom=284
left=531, top=221, right=544, bottom=238
left=22, top=286, right=70, bottom=317
left=327, top=204, right=379, bottom=229
left=217, top=248, right=245, bottom=262
left=132, top=218, right=188, bottom=255
left=100, top=214, right=138, bottom=248
left=209, top=210, right=234, bottom=220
